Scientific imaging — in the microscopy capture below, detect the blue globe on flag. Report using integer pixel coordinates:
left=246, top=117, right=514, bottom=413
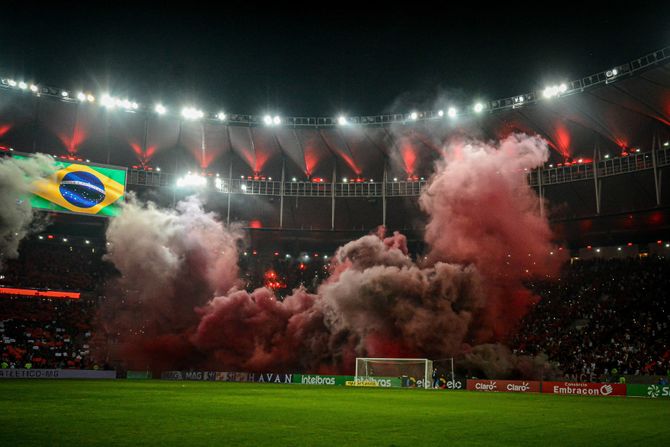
left=59, top=171, right=106, bottom=208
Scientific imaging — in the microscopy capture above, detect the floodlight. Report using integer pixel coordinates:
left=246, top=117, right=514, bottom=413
left=155, top=104, right=167, bottom=115
left=181, top=107, right=204, bottom=120
left=474, top=103, right=484, bottom=113
left=447, top=107, right=457, bottom=118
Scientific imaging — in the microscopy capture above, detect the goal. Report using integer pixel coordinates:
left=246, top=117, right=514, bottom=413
left=355, top=358, right=435, bottom=389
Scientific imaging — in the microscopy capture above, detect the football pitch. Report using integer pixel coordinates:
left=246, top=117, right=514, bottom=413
left=1, top=380, right=669, bottom=446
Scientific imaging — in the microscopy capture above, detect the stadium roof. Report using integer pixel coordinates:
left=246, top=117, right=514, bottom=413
left=1, top=46, right=669, bottom=182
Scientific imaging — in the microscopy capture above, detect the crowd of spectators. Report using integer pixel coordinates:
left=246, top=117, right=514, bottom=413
left=515, top=255, right=670, bottom=381
left=0, top=297, right=100, bottom=369
left=1, top=239, right=105, bottom=292
left=1, top=237, right=107, bottom=370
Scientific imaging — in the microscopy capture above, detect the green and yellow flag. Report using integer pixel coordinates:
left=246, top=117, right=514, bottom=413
left=27, top=159, right=126, bottom=217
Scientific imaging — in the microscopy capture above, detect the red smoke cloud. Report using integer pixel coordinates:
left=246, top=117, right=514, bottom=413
left=421, top=134, right=564, bottom=340
left=101, top=134, right=563, bottom=378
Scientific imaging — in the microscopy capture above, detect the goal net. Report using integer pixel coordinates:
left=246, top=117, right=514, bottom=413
left=355, top=358, right=435, bottom=389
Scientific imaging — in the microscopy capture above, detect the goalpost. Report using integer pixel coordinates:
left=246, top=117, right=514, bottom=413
left=355, top=358, right=444, bottom=389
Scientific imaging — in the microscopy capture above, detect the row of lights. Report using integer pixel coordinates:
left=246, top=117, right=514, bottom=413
left=1, top=58, right=636, bottom=128
left=242, top=251, right=329, bottom=261
left=0, top=80, right=556, bottom=127
left=36, top=235, right=92, bottom=245
left=176, top=173, right=430, bottom=188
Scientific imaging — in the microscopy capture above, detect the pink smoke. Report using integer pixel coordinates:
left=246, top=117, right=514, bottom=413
left=101, top=134, right=563, bottom=378
left=420, top=134, right=565, bottom=341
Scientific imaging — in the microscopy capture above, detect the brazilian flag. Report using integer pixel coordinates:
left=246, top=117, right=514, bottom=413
left=29, top=161, right=126, bottom=217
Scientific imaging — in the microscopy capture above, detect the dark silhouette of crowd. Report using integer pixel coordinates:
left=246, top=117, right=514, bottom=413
left=515, top=255, right=670, bottom=381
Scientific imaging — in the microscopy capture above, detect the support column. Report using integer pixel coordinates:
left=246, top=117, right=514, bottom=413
left=593, top=146, right=601, bottom=215
left=651, top=133, right=661, bottom=206
left=142, top=115, right=149, bottom=167
left=279, top=157, right=285, bottom=228
left=382, top=163, right=387, bottom=227
left=226, top=160, right=232, bottom=225
left=32, top=97, right=40, bottom=152
left=537, top=166, right=544, bottom=218
left=331, top=164, right=336, bottom=230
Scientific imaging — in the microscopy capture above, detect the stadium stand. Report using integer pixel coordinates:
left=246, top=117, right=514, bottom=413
left=0, top=296, right=99, bottom=369
left=516, top=256, right=670, bottom=381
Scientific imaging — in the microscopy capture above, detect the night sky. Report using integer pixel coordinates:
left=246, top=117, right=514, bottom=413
left=1, top=4, right=669, bottom=116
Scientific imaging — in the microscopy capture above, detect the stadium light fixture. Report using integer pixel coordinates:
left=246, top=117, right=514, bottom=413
left=216, top=112, right=227, bottom=121
left=474, top=103, right=484, bottom=113
left=437, top=110, right=444, bottom=117
left=409, top=111, right=418, bottom=121
left=263, top=115, right=273, bottom=126
left=542, top=83, right=567, bottom=99
left=7, top=79, right=17, bottom=87
left=181, top=107, right=204, bottom=120
left=86, top=94, right=95, bottom=103
left=447, top=107, right=457, bottom=118
left=176, top=173, right=207, bottom=188
left=273, top=115, right=281, bottom=125
left=77, top=92, right=86, bottom=101
left=241, top=184, right=247, bottom=191
left=101, top=94, right=116, bottom=108
left=338, top=116, right=348, bottom=126
left=61, top=91, right=69, bottom=98
left=155, top=104, right=167, bottom=115
left=18, top=81, right=28, bottom=90
left=29, top=84, right=38, bottom=93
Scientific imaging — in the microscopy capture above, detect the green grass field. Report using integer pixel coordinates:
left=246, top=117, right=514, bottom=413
left=1, top=380, right=669, bottom=446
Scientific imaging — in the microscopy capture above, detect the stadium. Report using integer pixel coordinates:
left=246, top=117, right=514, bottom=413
left=1, top=9, right=670, bottom=446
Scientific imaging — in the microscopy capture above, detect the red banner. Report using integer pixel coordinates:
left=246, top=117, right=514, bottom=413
left=466, top=379, right=541, bottom=393
left=0, top=287, right=80, bottom=300
left=542, top=382, right=626, bottom=397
